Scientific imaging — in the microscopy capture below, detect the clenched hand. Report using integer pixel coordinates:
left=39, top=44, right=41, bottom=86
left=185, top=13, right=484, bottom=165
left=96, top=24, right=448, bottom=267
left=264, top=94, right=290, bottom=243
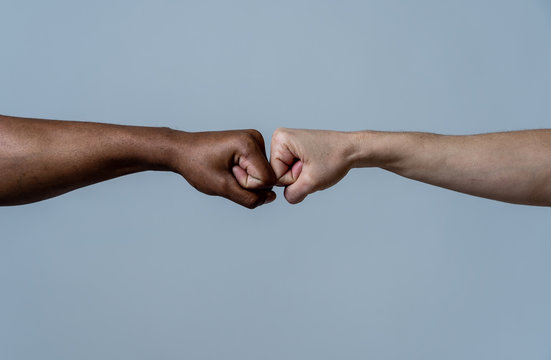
left=169, top=129, right=277, bottom=209
left=270, top=128, right=357, bottom=204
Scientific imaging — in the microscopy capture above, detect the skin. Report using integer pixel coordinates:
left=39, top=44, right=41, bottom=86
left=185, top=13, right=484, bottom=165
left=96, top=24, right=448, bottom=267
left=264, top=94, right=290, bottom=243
left=0, top=114, right=276, bottom=208
left=270, top=128, right=551, bottom=206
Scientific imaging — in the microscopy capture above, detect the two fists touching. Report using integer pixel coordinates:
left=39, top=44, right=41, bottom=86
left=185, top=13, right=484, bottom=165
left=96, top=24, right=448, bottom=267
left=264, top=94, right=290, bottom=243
left=3, top=114, right=550, bottom=207
left=0, top=115, right=353, bottom=207
left=182, top=128, right=355, bottom=208
left=188, top=126, right=551, bottom=209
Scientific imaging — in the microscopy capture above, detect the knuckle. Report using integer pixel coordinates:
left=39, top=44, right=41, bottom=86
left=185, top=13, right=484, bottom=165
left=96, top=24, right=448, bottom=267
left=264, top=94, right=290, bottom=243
left=273, top=127, right=290, bottom=142
left=243, top=194, right=260, bottom=209
left=238, top=132, right=257, bottom=152
left=245, top=129, right=263, bottom=142
left=286, top=191, right=304, bottom=205
left=288, top=197, right=301, bottom=205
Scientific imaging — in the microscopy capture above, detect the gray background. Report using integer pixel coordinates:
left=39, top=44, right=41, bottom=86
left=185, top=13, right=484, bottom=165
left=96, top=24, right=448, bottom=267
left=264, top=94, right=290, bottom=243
left=1, top=0, right=551, bottom=359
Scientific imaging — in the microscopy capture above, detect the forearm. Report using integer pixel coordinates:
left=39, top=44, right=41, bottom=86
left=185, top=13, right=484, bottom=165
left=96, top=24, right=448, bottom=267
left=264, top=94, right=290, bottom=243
left=0, top=114, right=175, bottom=205
left=352, top=130, right=551, bottom=206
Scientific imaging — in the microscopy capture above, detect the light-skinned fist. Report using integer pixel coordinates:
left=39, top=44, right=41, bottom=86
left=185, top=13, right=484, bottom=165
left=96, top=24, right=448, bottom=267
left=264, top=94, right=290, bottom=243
left=270, top=128, right=358, bottom=204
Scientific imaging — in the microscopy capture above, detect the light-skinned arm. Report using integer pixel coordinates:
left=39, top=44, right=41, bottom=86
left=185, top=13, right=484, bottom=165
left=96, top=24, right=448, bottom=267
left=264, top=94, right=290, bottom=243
left=270, top=127, right=551, bottom=206
left=0, top=114, right=276, bottom=208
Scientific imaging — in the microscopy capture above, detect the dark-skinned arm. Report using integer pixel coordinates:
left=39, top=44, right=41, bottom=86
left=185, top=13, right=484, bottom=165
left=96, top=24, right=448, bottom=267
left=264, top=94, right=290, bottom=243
left=0, top=114, right=276, bottom=208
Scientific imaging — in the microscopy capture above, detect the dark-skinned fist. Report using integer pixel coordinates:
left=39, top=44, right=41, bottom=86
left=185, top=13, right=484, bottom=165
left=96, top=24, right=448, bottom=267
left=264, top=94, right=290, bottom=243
left=168, top=129, right=277, bottom=209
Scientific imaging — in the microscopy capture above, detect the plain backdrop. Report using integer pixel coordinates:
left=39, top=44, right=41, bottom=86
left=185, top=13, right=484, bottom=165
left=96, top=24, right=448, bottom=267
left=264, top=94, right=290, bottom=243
left=1, top=1, right=551, bottom=359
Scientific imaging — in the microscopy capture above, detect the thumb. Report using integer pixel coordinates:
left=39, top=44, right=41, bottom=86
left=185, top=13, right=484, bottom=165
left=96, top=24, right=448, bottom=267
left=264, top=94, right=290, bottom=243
left=277, top=160, right=303, bottom=186
left=283, top=172, right=314, bottom=204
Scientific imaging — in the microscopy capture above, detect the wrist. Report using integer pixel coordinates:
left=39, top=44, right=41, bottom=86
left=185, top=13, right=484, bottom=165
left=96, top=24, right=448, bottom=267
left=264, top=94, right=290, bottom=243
left=130, top=126, right=185, bottom=172
left=346, top=131, right=381, bottom=168
left=347, top=131, right=406, bottom=169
